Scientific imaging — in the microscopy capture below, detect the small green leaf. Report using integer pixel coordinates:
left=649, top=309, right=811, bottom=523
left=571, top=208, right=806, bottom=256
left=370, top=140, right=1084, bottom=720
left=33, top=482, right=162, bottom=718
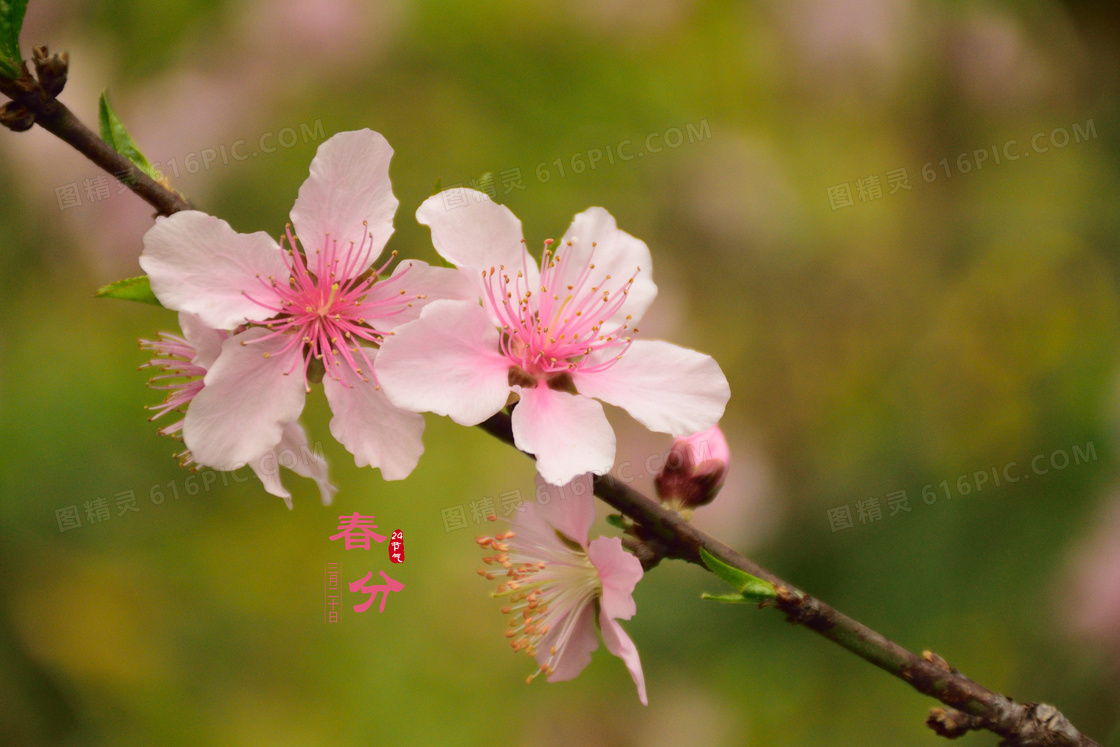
left=700, top=592, right=751, bottom=604
left=0, top=0, right=28, bottom=78
left=699, top=547, right=777, bottom=602
left=95, top=275, right=163, bottom=306
left=98, top=91, right=160, bottom=183
left=605, top=514, right=626, bottom=529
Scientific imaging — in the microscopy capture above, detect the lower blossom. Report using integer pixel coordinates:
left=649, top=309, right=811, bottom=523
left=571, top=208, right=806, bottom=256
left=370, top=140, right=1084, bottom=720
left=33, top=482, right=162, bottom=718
left=476, top=475, right=647, bottom=704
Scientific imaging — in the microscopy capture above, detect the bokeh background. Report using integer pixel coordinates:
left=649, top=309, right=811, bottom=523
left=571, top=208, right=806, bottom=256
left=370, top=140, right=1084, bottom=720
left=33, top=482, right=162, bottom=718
left=1, top=0, right=1119, bottom=744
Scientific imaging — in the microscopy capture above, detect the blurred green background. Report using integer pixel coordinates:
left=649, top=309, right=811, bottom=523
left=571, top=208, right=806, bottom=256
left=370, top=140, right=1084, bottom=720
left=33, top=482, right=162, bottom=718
left=2, top=0, right=1119, bottom=744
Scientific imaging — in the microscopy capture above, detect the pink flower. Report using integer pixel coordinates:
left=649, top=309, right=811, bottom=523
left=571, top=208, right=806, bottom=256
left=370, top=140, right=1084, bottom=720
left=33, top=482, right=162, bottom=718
left=376, top=192, right=731, bottom=485
left=477, top=475, right=647, bottom=704
left=141, top=312, right=336, bottom=508
left=139, top=130, right=472, bottom=480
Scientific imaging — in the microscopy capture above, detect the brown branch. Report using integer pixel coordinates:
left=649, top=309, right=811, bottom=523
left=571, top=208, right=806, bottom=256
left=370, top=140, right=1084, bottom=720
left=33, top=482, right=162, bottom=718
left=3, top=48, right=1097, bottom=742
left=0, top=62, right=192, bottom=216
left=477, top=412, right=1099, bottom=746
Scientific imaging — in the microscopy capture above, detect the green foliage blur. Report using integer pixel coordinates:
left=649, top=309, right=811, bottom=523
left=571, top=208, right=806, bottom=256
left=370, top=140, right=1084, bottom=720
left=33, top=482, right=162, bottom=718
left=1, top=1, right=1118, bottom=744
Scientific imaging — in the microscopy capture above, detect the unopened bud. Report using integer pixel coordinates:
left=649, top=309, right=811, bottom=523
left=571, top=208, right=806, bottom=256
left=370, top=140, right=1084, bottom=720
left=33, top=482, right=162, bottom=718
left=0, top=102, right=35, bottom=132
left=655, top=425, right=729, bottom=512
left=32, top=45, right=68, bottom=97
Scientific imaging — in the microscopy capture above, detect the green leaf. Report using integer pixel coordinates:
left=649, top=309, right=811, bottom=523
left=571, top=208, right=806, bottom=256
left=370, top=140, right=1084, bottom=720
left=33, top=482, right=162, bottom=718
left=95, top=275, right=163, bottom=306
left=699, top=547, right=777, bottom=602
left=700, top=592, right=751, bottom=604
left=0, top=0, right=27, bottom=78
left=98, top=91, right=160, bottom=183
left=605, top=514, right=626, bottom=529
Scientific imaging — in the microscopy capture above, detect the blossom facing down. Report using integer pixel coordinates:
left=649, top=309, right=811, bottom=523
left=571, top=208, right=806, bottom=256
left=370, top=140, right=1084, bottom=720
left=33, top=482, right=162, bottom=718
left=376, top=192, right=731, bottom=485
left=655, top=424, right=730, bottom=513
left=141, top=312, right=336, bottom=508
left=139, top=129, right=472, bottom=480
left=477, top=475, right=647, bottom=704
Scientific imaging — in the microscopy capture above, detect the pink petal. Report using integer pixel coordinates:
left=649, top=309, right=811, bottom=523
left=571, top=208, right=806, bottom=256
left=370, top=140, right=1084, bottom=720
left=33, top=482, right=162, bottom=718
left=511, top=385, right=615, bottom=486
left=275, top=421, right=337, bottom=506
left=360, top=259, right=477, bottom=333
left=573, top=339, right=730, bottom=437
left=416, top=191, right=529, bottom=272
left=598, top=608, right=648, bottom=705
left=290, top=129, right=399, bottom=277
left=588, top=536, right=643, bottom=620
left=532, top=473, right=597, bottom=546
left=140, top=210, right=287, bottom=330
left=247, top=421, right=337, bottom=510
left=558, top=207, right=658, bottom=325
left=375, top=300, right=512, bottom=426
left=323, top=352, right=426, bottom=481
left=250, top=457, right=294, bottom=510
left=183, top=328, right=307, bottom=471
left=539, top=601, right=600, bottom=683
left=178, top=312, right=225, bottom=369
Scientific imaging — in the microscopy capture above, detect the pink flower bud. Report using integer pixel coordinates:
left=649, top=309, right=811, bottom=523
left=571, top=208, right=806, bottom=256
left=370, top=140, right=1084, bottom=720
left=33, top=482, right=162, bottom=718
left=655, top=425, right=730, bottom=512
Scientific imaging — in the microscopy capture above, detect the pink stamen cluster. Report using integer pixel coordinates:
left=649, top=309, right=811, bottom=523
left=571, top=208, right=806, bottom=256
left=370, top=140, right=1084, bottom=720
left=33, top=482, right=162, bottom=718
left=477, top=525, right=601, bottom=684
left=243, top=223, right=420, bottom=387
left=483, top=238, right=640, bottom=378
left=139, top=332, right=210, bottom=437
left=140, top=330, right=222, bottom=467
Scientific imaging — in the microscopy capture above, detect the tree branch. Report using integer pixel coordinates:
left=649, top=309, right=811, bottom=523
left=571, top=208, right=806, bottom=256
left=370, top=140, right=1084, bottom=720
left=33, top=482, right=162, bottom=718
left=3, top=61, right=1098, bottom=742
left=0, top=66, right=192, bottom=216
left=476, top=412, right=1100, bottom=746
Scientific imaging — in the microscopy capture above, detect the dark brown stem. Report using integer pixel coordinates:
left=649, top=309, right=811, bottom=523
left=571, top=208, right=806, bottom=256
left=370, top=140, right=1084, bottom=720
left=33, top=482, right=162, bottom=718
left=5, top=56, right=1097, bottom=741
left=0, top=67, right=192, bottom=216
left=477, top=412, right=1099, bottom=746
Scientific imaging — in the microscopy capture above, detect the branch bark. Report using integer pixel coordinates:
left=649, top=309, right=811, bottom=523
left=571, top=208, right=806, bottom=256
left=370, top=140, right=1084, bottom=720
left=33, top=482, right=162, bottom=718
left=477, top=412, right=1100, bottom=746
left=3, top=62, right=1099, bottom=743
left=0, top=67, right=192, bottom=216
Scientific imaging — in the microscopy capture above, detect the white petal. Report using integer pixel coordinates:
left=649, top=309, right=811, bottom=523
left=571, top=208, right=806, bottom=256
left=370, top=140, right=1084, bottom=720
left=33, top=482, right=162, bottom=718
left=250, top=422, right=337, bottom=508
left=290, top=129, right=398, bottom=277
left=511, top=385, right=615, bottom=486
left=573, top=339, right=730, bottom=436
left=140, top=211, right=287, bottom=330
left=375, top=299, right=512, bottom=426
left=183, top=328, right=307, bottom=471
left=178, top=312, right=225, bottom=369
left=416, top=190, right=528, bottom=272
left=323, top=352, right=426, bottom=481
left=558, top=207, right=657, bottom=325
left=359, top=259, right=477, bottom=333
left=277, top=421, right=337, bottom=505
left=250, top=458, right=293, bottom=510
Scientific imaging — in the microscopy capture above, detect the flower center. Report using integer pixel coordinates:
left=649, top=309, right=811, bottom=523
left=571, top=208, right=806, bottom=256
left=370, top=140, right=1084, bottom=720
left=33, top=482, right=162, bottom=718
left=477, top=528, right=602, bottom=683
left=242, top=224, right=417, bottom=388
left=483, top=237, right=641, bottom=379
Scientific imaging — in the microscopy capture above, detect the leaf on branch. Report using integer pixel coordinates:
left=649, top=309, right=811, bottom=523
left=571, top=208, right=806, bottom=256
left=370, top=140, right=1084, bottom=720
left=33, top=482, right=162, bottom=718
left=699, top=547, right=777, bottom=603
left=98, top=91, right=163, bottom=185
left=0, top=0, right=28, bottom=78
left=95, top=275, right=163, bottom=306
left=700, top=592, right=752, bottom=604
